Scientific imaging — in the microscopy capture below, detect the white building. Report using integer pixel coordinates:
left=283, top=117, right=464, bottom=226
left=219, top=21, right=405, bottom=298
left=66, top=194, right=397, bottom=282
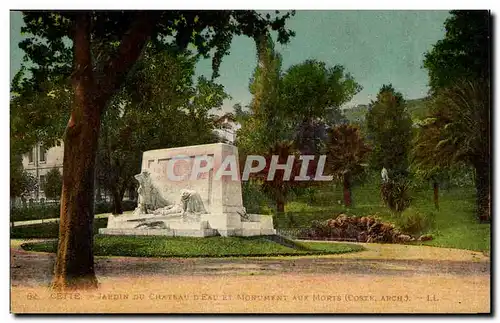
left=22, top=142, right=64, bottom=201
left=213, top=115, right=240, bottom=144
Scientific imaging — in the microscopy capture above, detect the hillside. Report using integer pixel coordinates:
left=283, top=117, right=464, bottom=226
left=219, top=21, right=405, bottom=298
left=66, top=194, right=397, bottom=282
left=342, top=97, right=431, bottom=124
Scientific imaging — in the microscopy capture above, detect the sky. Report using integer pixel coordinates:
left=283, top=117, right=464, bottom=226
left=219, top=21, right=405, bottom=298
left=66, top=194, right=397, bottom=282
left=10, top=10, right=450, bottom=112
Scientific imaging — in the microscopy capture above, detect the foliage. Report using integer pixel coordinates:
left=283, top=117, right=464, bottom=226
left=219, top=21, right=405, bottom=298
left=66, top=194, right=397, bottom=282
left=365, top=84, right=413, bottom=175
left=281, top=59, right=361, bottom=121
left=423, top=10, right=490, bottom=93
left=11, top=218, right=109, bottom=239
left=10, top=203, right=60, bottom=222
left=10, top=201, right=136, bottom=223
left=413, top=78, right=490, bottom=221
left=325, top=124, right=371, bottom=182
left=380, top=176, right=412, bottom=216
left=238, top=39, right=361, bottom=156
left=15, top=11, right=296, bottom=90
left=280, top=59, right=361, bottom=154
left=238, top=33, right=291, bottom=154
left=232, top=103, right=251, bottom=124
left=395, top=208, right=434, bottom=235
left=42, top=168, right=63, bottom=200
left=251, top=141, right=305, bottom=212
left=447, top=165, right=475, bottom=188
left=237, top=36, right=361, bottom=211
left=13, top=9, right=297, bottom=288
left=343, top=98, right=432, bottom=132
left=11, top=75, right=72, bottom=153
left=415, top=78, right=489, bottom=168
left=241, top=180, right=272, bottom=214
left=10, top=153, right=38, bottom=199
left=21, top=235, right=364, bottom=257
left=96, top=49, right=228, bottom=214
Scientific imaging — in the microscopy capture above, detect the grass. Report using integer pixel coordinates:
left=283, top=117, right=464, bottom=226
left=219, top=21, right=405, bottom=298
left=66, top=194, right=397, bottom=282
left=274, top=183, right=490, bottom=252
left=10, top=218, right=109, bottom=239
left=410, top=189, right=490, bottom=251
left=11, top=182, right=490, bottom=253
left=21, top=235, right=364, bottom=258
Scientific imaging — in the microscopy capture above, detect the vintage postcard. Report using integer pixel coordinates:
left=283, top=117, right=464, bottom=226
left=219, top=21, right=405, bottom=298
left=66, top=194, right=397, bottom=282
left=9, top=9, right=491, bottom=314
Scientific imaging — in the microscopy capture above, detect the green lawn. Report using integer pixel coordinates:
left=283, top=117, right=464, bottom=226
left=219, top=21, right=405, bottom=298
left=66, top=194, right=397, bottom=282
left=11, top=183, right=490, bottom=253
left=275, top=183, right=490, bottom=252
left=410, top=189, right=490, bottom=251
left=21, top=235, right=364, bottom=258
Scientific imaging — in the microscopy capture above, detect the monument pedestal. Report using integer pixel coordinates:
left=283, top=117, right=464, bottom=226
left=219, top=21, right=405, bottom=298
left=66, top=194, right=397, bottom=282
left=99, top=143, right=276, bottom=238
left=98, top=212, right=276, bottom=237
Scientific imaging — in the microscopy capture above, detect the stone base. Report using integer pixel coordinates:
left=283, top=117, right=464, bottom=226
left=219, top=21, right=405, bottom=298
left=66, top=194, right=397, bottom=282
left=99, top=213, right=276, bottom=237
left=98, top=227, right=218, bottom=237
left=98, top=227, right=277, bottom=237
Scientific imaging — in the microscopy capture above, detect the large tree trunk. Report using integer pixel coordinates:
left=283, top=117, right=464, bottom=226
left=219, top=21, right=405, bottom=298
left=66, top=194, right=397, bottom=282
left=474, top=161, right=490, bottom=223
left=433, top=181, right=439, bottom=211
left=53, top=13, right=100, bottom=290
left=52, top=12, right=155, bottom=290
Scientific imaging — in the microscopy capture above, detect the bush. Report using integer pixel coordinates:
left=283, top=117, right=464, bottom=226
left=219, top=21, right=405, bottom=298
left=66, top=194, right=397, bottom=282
left=395, top=208, right=434, bottom=235
left=380, top=177, right=412, bottom=215
left=11, top=218, right=109, bottom=239
left=10, top=203, right=60, bottom=222
left=10, top=200, right=137, bottom=222
left=43, top=168, right=63, bottom=200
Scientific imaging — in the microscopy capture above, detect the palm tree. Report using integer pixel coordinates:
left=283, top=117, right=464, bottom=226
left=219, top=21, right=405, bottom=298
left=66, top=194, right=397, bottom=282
left=326, top=124, right=371, bottom=207
left=252, top=140, right=303, bottom=213
left=413, top=78, right=490, bottom=222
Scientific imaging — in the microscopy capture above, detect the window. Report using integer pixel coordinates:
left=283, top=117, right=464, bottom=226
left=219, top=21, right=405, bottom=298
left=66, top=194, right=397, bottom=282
left=28, top=149, right=34, bottom=163
left=39, top=146, right=47, bottom=162
left=39, top=175, right=46, bottom=191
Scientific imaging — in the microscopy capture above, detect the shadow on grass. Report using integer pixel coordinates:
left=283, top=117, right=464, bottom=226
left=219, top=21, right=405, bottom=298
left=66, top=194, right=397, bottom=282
left=20, top=234, right=365, bottom=258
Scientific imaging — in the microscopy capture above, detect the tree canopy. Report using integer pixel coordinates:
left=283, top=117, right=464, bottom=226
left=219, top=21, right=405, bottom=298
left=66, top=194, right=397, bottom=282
left=423, top=10, right=490, bottom=92
left=413, top=78, right=490, bottom=220
left=15, top=11, right=295, bottom=92
left=12, top=10, right=297, bottom=290
left=365, top=84, right=413, bottom=175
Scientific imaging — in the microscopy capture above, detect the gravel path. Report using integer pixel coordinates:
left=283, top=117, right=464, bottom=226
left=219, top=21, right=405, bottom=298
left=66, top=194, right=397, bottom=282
left=10, top=239, right=490, bottom=313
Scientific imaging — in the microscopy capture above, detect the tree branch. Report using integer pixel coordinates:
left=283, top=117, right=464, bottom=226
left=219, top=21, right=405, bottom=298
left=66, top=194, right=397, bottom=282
left=95, top=11, right=160, bottom=112
left=66, top=12, right=93, bottom=138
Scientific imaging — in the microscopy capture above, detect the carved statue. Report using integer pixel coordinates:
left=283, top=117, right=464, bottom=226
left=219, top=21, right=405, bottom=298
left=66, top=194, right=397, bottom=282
left=180, top=189, right=207, bottom=214
left=134, top=171, right=168, bottom=215
left=381, top=167, right=389, bottom=183
left=152, top=189, right=207, bottom=217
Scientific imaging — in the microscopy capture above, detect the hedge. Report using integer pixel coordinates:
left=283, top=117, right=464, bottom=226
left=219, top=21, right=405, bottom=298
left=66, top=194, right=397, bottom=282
left=10, top=200, right=137, bottom=222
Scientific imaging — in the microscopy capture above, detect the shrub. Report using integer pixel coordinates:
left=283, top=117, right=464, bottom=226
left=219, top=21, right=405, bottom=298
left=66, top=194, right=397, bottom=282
left=242, top=180, right=270, bottom=214
left=43, top=168, right=63, bottom=200
left=380, top=177, right=412, bottom=215
left=396, top=208, right=434, bottom=235
left=10, top=203, right=60, bottom=222
left=10, top=200, right=137, bottom=222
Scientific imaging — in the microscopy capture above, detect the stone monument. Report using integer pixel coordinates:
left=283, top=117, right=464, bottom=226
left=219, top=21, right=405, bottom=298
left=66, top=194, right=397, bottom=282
left=99, top=143, right=276, bottom=237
